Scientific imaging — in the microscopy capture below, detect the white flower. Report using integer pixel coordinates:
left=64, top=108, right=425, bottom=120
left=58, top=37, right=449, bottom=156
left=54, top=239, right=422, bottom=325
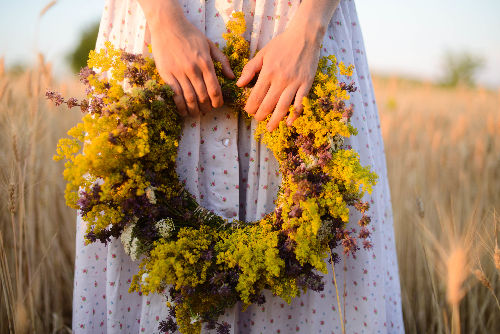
left=141, top=272, right=149, bottom=285
left=120, top=223, right=134, bottom=256
left=120, top=218, right=143, bottom=261
left=190, top=313, right=200, bottom=324
left=328, top=134, right=344, bottom=152
left=145, top=186, right=157, bottom=204
left=129, top=238, right=142, bottom=261
left=304, top=155, right=319, bottom=168
left=155, top=218, right=175, bottom=239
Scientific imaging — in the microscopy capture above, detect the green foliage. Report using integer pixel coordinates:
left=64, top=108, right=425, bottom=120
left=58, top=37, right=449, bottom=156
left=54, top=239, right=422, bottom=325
left=67, top=22, right=100, bottom=73
left=440, top=51, right=484, bottom=88
left=6, top=62, right=27, bottom=77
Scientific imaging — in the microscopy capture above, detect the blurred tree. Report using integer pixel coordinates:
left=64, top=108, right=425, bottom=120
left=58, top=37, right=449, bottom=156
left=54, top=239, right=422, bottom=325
left=7, top=63, right=27, bottom=77
left=67, top=21, right=100, bottom=72
left=440, top=51, right=484, bottom=87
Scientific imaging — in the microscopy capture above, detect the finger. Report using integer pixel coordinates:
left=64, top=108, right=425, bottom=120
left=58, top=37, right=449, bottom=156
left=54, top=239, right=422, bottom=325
left=177, top=74, right=200, bottom=117
left=164, top=73, right=188, bottom=117
left=198, top=55, right=224, bottom=108
left=244, top=72, right=270, bottom=115
left=286, top=84, right=309, bottom=126
left=253, top=83, right=283, bottom=122
left=187, top=65, right=212, bottom=113
left=266, top=85, right=298, bottom=131
left=208, top=39, right=235, bottom=79
left=236, top=52, right=263, bottom=87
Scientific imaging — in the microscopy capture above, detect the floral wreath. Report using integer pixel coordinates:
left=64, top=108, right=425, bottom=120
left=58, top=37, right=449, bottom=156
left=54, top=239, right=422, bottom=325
left=47, top=12, right=377, bottom=334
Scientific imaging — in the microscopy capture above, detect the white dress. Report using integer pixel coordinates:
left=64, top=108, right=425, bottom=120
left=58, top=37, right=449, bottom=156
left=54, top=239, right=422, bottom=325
left=72, top=0, right=405, bottom=333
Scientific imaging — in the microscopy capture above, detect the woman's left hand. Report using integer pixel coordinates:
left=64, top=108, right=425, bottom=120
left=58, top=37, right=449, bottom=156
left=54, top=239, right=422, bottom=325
left=235, top=20, right=324, bottom=132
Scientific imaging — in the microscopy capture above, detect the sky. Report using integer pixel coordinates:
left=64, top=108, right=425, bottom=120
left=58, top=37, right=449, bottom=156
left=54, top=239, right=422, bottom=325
left=1, top=0, right=499, bottom=88
left=355, top=0, right=500, bottom=88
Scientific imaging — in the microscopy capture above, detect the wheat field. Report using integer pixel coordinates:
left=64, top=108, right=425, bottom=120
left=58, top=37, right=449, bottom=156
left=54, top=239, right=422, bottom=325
left=0, top=56, right=499, bottom=333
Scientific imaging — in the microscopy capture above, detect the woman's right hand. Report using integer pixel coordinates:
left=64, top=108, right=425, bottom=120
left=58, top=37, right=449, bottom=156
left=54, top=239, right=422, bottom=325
left=139, top=0, right=235, bottom=117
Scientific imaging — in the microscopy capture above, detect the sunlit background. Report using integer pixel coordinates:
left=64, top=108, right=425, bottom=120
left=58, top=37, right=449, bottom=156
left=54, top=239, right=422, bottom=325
left=1, top=0, right=499, bottom=87
left=1, top=0, right=499, bottom=333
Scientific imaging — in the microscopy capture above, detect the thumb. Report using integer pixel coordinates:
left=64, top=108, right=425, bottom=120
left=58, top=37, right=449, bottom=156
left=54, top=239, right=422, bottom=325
left=208, top=39, right=235, bottom=79
left=236, top=52, right=263, bottom=87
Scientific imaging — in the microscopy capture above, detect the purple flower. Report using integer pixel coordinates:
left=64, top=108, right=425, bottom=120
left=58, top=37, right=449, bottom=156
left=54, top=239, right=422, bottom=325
left=358, top=226, right=370, bottom=239
left=209, top=271, right=226, bottom=286
left=173, top=292, right=183, bottom=304
left=45, top=90, right=64, bottom=106
left=168, top=305, right=176, bottom=318
left=183, top=285, right=195, bottom=295
left=227, top=268, right=240, bottom=285
left=354, top=200, right=370, bottom=213
left=77, top=191, right=92, bottom=215
left=85, top=231, right=97, bottom=243
left=342, top=236, right=358, bottom=255
left=306, top=272, right=325, bottom=292
left=342, top=105, right=354, bottom=119
left=255, top=294, right=266, bottom=305
left=218, top=284, right=231, bottom=296
left=327, top=251, right=340, bottom=264
left=293, top=162, right=307, bottom=177
left=108, top=132, right=117, bottom=145
left=318, top=149, right=332, bottom=167
left=79, top=66, right=95, bottom=85
left=317, top=95, right=333, bottom=111
left=358, top=215, right=371, bottom=226
left=80, top=99, right=89, bottom=113
left=91, top=183, right=102, bottom=200
left=339, top=81, right=357, bottom=93
left=333, top=100, right=346, bottom=111
left=216, top=321, right=231, bottom=334
left=66, top=97, right=79, bottom=109
left=288, top=204, right=303, bottom=218
left=89, top=96, right=104, bottom=114
left=121, top=51, right=146, bottom=64
left=338, top=229, right=360, bottom=255
left=274, top=206, right=282, bottom=220
left=124, top=66, right=148, bottom=86
left=202, top=248, right=214, bottom=261
left=347, top=80, right=357, bottom=92
left=283, top=236, right=296, bottom=251
left=297, top=134, right=314, bottom=155
left=158, top=317, right=178, bottom=333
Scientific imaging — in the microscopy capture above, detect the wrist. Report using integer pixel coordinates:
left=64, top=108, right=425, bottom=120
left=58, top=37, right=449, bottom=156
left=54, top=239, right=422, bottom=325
left=138, top=0, right=188, bottom=34
left=288, top=17, right=327, bottom=49
left=287, top=0, right=339, bottom=47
